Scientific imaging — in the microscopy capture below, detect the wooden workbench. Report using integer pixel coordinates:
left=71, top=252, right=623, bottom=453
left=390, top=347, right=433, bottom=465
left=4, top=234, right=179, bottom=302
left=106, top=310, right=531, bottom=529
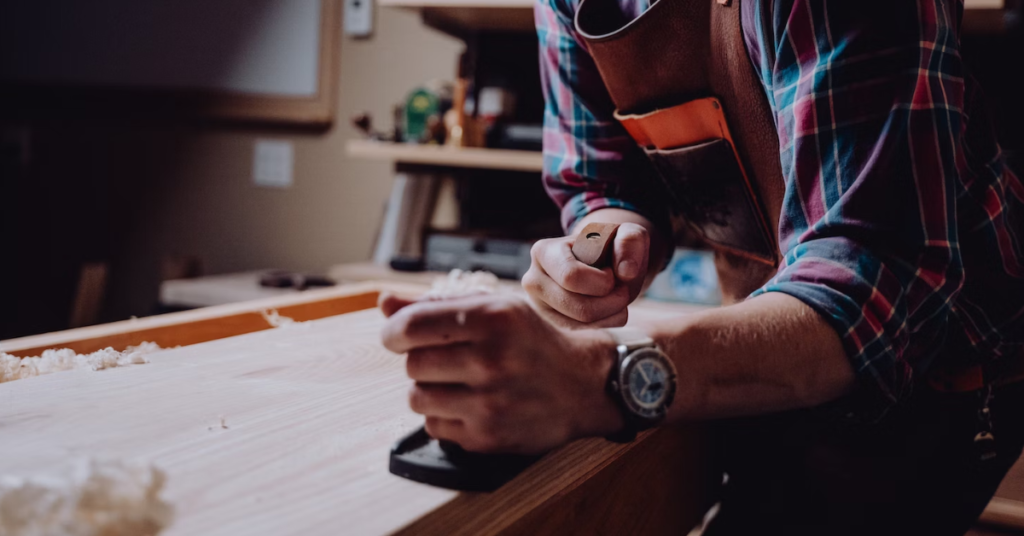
left=5, top=280, right=1024, bottom=534
left=0, top=282, right=717, bottom=535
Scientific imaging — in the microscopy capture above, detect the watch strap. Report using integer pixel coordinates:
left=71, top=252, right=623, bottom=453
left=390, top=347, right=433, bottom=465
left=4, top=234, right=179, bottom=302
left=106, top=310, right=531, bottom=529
left=605, top=327, right=654, bottom=353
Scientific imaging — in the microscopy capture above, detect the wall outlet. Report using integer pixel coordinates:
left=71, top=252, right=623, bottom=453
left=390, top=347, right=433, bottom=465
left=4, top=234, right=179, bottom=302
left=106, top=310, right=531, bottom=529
left=253, top=139, right=294, bottom=189
left=344, top=0, right=373, bottom=38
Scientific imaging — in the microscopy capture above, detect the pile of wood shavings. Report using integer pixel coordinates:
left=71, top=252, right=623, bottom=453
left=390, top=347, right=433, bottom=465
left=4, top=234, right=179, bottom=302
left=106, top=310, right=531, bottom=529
left=0, top=343, right=161, bottom=384
left=0, top=458, right=174, bottom=536
left=423, top=269, right=499, bottom=299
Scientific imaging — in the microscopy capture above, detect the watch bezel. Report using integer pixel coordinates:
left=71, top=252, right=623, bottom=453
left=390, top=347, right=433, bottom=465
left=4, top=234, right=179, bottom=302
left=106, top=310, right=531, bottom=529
left=617, top=347, right=677, bottom=422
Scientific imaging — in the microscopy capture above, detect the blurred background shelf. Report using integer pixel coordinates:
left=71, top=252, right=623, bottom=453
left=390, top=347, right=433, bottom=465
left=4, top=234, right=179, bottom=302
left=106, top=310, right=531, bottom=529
left=346, top=139, right=543, bottom=172
left=379, top=0, right=535, bottom=36
left=381, top=0, right=1015, bottom=36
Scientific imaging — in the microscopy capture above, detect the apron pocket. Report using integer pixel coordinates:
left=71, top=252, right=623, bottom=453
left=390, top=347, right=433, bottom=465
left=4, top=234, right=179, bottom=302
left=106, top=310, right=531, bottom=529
left=645, top=138, right=775, bottom=263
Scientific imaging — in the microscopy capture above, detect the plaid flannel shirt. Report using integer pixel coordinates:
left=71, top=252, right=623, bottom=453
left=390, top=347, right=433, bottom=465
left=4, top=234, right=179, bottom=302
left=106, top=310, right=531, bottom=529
left=537, top=0, right=1024, bottom=417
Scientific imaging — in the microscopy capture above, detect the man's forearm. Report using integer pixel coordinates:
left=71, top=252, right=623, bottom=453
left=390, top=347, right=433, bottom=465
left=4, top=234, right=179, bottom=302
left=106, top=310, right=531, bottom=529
left=647, top=292, right=855, bottom=421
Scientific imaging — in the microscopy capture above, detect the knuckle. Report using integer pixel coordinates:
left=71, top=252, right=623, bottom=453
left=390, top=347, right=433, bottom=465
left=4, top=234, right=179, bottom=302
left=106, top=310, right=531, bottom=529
left=577, top=309, right=602, bottom=324
left=571, top=296, right=601, bottom=321
left=622, top=222, right=649, bottom=237
left=405, top=349, right=435, bottom=380
left=559, top=296, right=592, bottom=322
left=631, top=224, right=650, bottom=239
left=424, top=416, right=445, bottom=438
left=408, top=386, right=427, bottom=414
left=474, top=358, right=506, bottom=386
left=618, top=226, right=649, bottom=249
left=405, top=352, right=421, bottom=378
left=394, top=308, right=419, bottom=334
left=530, top=238, right=553, bottom=262
left=558, top=264, right=585, bottom=290
left=381, top=317, right=412, bottom=353
left=521, top=268, right=542, bottom=295
left=529, top=239, right=543, bottom=259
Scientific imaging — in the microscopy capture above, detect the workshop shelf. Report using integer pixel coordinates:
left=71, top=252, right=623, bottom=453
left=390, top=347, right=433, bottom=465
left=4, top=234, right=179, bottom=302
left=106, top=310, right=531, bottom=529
left=346, top=139, right=543, bottom=172
left=379, top=0, right=535, bottom=35
left=382, top=0, right=1009, bottom=35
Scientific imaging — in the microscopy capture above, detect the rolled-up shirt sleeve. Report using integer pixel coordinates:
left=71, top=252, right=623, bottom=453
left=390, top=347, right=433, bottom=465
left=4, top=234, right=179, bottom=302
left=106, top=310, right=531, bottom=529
left=748, top=0, right=968, bottom=419
left=535, top=0, right=672, bottom=238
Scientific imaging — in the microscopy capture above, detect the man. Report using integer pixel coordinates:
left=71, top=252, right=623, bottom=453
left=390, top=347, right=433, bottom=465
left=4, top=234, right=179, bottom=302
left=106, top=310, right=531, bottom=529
left=381, top=0, right=1024, bottom=533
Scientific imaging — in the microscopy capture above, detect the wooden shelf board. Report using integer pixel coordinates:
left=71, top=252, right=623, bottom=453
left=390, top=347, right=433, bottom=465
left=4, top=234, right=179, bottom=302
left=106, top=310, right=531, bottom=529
left=382, top=0, right=1007, bottom=35
left=380, top=0, right=534, bottom=34
left=965, top=0, right=1006, bottom=8
left=388, top=0, right=999, bottom=6
left=380, top=0, right=531, bottom=7
left=346, top=139, right=543, bottom=172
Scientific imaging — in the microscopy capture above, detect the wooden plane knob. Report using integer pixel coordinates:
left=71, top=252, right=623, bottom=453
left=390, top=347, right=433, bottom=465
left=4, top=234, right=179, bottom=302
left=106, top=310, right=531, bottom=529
left=571, top=223, right=620, bottom=268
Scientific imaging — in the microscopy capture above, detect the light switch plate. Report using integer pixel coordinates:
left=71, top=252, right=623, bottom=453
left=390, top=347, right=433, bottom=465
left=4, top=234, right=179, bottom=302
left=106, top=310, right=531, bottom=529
left=344, top=0, right=373, bottom=38
left=253, top=140, right=294, bottom=189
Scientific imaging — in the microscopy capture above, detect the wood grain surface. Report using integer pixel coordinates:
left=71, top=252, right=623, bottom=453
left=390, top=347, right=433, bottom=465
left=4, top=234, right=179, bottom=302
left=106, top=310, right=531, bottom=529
left=0, top=300, right=713, bottom=535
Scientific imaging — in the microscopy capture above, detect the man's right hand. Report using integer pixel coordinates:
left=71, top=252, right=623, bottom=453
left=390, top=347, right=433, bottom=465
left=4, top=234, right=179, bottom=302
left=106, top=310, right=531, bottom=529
left=522, top=219, right=653, bottom=329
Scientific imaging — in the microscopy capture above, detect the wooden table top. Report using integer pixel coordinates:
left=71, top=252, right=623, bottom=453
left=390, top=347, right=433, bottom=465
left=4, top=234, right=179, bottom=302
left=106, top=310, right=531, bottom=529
left=0, top=294, right=713, bottom=535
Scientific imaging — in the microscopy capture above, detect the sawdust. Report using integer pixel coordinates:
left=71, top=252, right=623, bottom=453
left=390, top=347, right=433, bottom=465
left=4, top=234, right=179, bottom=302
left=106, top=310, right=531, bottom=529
left=0, top=458, right=174, bottom=536
left=423, top=270, right=499, bottom=300
left=0, top=343, right=161, bottom=384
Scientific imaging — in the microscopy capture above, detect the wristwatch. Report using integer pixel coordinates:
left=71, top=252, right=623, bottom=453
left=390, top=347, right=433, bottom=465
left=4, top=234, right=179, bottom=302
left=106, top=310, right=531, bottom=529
left=603, top=327, right=678, bottom=443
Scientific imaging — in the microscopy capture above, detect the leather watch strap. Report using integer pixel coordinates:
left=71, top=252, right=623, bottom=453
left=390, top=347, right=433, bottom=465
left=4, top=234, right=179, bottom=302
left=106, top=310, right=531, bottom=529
left=605, top=327, right=654, bottom=353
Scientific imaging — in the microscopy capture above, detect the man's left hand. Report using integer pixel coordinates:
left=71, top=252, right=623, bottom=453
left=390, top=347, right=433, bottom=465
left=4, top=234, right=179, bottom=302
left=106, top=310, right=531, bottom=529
left=380, top=293, right=622, bottom=454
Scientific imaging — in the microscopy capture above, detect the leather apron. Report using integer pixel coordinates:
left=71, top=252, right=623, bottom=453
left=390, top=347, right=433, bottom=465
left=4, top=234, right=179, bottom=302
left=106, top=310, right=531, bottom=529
left=575, top=0, right=785, bottom=303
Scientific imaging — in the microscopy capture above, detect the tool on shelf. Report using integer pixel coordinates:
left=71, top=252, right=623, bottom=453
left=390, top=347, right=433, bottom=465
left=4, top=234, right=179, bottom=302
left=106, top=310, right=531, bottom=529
left=388, top=222, right=621, bottom=491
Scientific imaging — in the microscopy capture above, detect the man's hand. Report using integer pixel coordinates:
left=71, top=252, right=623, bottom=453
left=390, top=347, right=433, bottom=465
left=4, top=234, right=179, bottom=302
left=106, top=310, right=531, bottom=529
left=380, top=293, right=622, bottom=454
left=523, top=220, right=652, bottom=329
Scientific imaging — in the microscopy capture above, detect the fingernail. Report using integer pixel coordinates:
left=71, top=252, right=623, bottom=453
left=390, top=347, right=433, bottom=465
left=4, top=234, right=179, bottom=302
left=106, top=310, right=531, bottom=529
left=618, top=260, right=638, bottom=280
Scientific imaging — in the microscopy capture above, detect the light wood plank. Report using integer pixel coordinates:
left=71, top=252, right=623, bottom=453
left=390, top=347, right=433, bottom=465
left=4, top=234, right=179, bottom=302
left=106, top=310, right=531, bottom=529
left=0, top=309, right=454, bottom=535
left=0, top=282, right=417, bottom=357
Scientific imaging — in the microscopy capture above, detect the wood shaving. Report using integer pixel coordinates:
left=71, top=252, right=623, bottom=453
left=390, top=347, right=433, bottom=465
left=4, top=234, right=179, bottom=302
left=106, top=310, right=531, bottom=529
left=0, top=343, right=161, bottom=384
left=423, top=270, right=499, bottom=300
left=207, top=416, right=229, bottom=431
left=261, top=309, right=299, bottom=328
left=0, top=458, right=174, bottom=536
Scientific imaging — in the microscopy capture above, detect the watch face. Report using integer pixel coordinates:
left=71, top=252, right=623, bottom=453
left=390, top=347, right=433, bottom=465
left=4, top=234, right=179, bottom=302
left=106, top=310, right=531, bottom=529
left=620, top=348, right=676, bottom=421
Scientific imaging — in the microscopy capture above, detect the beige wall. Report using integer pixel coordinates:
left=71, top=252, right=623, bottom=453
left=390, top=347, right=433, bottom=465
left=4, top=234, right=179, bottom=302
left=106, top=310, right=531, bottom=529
left=102, top=8, right=464, bottom=318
